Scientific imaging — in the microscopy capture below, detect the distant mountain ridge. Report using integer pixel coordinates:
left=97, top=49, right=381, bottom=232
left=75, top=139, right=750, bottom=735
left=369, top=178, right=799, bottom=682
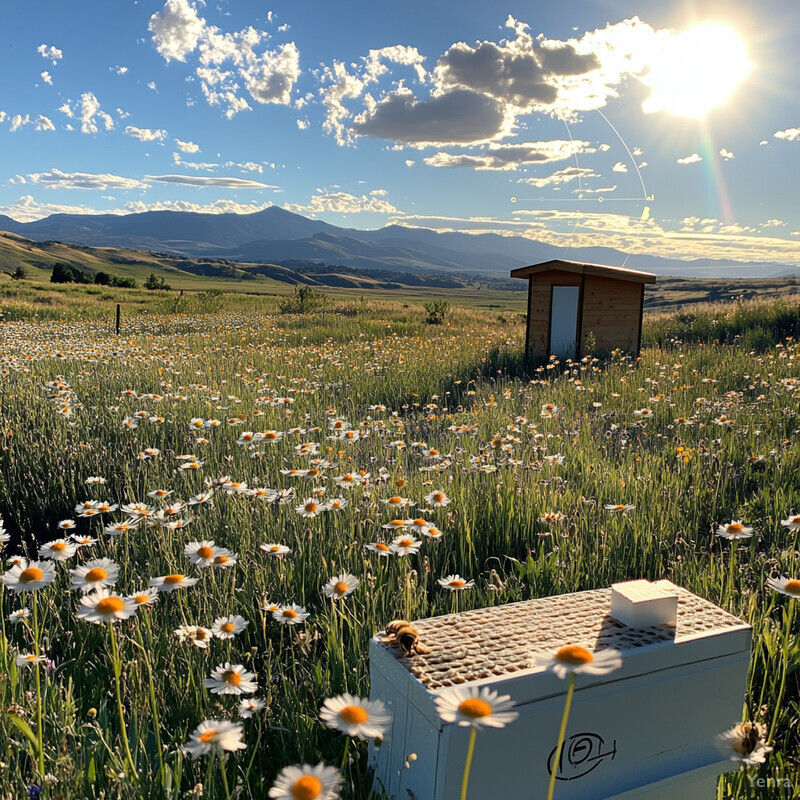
left=0, top=206, right=793, bottom=278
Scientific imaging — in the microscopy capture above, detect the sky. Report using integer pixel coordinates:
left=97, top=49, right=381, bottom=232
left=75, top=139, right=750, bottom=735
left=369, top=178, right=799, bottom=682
left=1, top=0, right=799, bottom=269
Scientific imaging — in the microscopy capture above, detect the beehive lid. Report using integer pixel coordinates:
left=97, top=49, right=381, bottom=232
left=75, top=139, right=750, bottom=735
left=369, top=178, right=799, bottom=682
left=373, top=583, right=749, bottom=693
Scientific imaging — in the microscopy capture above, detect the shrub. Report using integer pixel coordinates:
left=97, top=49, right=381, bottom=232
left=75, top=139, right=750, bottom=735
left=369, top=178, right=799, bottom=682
left=10, top=266, right=27, bottom=280
left=277, top=285, right=329, bottom=314
left=50, top=263, right=91, bottom=284
left=423, top=299, right=449, bottom=324
left=145, top=273, right=172, bottom=290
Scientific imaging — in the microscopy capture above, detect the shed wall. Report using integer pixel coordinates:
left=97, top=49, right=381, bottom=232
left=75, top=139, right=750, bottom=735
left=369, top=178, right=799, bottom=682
left=581, top=275, right=643, bottom=354
left=525, top=270, right=644, bottom=358
left=526, top=270, right=581, bottom=357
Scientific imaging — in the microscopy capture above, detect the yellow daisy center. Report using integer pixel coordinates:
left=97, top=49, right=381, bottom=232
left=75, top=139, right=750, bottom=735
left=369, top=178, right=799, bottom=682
left=397, top=538, right=413, bottom=548
left=433, top=493, right=444, bottom=502
left=340, top=705, right=369, bottom=724
left=214, top=556, right=230, bottom=564
left=449, top=580, right=466, bottom=587
left=223, top=670, right=242, bottom=686
left=785, top=580, right=800, bottom=596
left=164, top=574, right=184, bottom=585
left=52, top=542, right=67, bottom=551
left=458, top=698, right=492, bottom=718
left=134, top=594, right=149, bottom=604
left=221, top=623, right=236, bottom=633
left=792, top=517, right=800, bottom=525
left=291, top=775, right=323, bottom=800
left=304, top=502, right=317, bottom=512
left=728, top=524, right=744, bottom=533
left=199, top=729, right=218, bottom=743
left=387, top=497, right=402, bottom=504
left=96, top=597, right=125, bottom=615
left=555, top=645, right=594, bottom=665
left=334, top=581, right=349, bottom=594
left=269, top=546, right=281, bottom=552
left=197, top=546, right=214, bottom=559
left=85, top=568, right=109, bottom=582
left=413, top=519, right=426, bottom=527
left=376, top=543, right=389, bottom=552
left=282, top=609, right=298, bottom=619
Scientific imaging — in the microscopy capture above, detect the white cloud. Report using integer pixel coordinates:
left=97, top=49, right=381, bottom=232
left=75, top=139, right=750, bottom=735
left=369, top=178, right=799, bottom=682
left=27, top=169, right=149, bottom=191
left=58, top=102, right=73, bottom=118
left=41, top=71, right=53, bottom=85
left=149, top=0, right=300, bottom=117
left=175, top=138, right=200, bottom=152
left=0, top=195, right=110, bottom=222
left=774, top=127, right=800, bottom=142
left=284, top=191, right=398, bottom=216
left=719, top=148, right=735, bottom=160
left=320, top=46, right=427, bottom=145
left=423, top=139, right=595, bottom=170
left=114, top=66, right=129, bottom=75
left=0, top=112, right=6, bottom=123
left=677, top=153, right=702, bottom=165
left=612, top=161, right=627, bottom=172
left=763, top=219, right=784, bottom=227
left=598, top=143, right=611, bottom=151
left=296, top=119, right=308, bottom=130
left=10, top=114, right=30, bottom=132
left=352, top=87, right=510, bottom=147
left=124, top=125, right=168, bottom=142
left=223, top=160, right=263, bottom=173
left=79, top=92, right=115, bottom=134
left=122, top=199, right=274, bottom=215
left=148, top=0, right=204, bottom=62
left=144, top=174, right=276, bottom=189
left=172, top=152, right=219, bottom=170
left=517, top=166, right=598, bottom=187
left=405, top=159, right=415, bottom=167
left=148, top=81, right=158, bottom=92
left=37, top=44, right=63, bottom=64
left=34, top=116, right=55, bottom=132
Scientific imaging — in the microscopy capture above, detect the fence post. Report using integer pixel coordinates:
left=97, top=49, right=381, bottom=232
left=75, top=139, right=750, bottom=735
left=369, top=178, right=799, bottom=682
left=116, top=304, right=121, bottom=335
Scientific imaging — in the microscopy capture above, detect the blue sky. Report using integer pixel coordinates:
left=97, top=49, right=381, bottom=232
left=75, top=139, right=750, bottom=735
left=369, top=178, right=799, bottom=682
left=1, top=0, right=799, bottom=267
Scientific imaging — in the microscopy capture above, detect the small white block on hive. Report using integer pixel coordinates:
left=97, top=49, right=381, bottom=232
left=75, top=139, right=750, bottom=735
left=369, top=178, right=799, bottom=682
left=610, top=579, right=678, bottom=628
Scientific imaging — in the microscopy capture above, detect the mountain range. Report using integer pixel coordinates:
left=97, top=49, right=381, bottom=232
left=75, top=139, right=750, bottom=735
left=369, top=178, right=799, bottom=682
left=0, top=206, right=794, bottom=279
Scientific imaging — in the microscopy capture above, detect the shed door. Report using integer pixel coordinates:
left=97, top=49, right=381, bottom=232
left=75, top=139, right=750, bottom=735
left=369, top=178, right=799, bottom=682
left=549, top=285, right=580, bottom=360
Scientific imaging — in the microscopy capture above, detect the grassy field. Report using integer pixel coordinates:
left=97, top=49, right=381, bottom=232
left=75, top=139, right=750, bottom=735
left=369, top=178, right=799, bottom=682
left=0, top=296, right=799, bottom=798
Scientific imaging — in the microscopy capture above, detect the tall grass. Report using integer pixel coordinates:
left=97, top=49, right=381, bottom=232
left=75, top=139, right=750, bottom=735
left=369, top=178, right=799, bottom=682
left=0, top=301, right=798, bottom=798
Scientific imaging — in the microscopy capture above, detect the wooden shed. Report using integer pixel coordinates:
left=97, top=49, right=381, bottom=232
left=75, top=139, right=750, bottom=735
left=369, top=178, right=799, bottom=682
left=510, top=259, right=656, bottom=360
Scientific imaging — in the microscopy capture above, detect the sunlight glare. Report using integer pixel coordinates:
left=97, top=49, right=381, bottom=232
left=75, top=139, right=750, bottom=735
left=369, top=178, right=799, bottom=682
left=642, top=22, right=753, bottom=118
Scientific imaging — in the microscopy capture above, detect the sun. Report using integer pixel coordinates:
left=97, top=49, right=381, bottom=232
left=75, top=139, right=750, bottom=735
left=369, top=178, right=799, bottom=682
left=642, top=22, right=753, bottom=118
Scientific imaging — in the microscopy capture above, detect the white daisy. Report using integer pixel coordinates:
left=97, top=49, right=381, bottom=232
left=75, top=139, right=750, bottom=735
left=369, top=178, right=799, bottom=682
left=273, top=604, right=309, bottom=625
left=16, top=653, right=48, bottom=666
left=322, top=574, right=359, bottom=600
left=2, top=559, right=56, bottom=592
left=715, top=521, right=754, bottom=540
left=424, top=490, right=451, bottom=508
left=69, top=558, right=119, bottom=593
left=766, top=576, right=800, bottom=598
left=260, top=544, right=291, bottom=557
left=203, top=662, right=258, bottom=695
left=319, top=694, right=390, bottom=740
left=780, top=514, right=800, bottom=531
left=268, top=763, right=342, bottom=800
left=390, top=535, right=421, bottom=557
left=212, top=615, right=249, bottom=639
left=438, top=575, right=475, bottom=591
left=434, top=686, right=519, bottom=729
left=76, top=589, right=138, bottom=624
left=716, top=721, right=772, bottom=765
left=149, top=574, right=199, bottom=592
left=175, top=625, right=213, bottom=649
left=184, top=540, right=219, bottom=567
left=8, top=608, right=30, bottom=624
left=530, top=645, right=623, bottom=680
left=38, top=539, right=77, bottom=561
left=182, top=720, right=246, bottom=759
left=239, top=698, right=267, bottom=719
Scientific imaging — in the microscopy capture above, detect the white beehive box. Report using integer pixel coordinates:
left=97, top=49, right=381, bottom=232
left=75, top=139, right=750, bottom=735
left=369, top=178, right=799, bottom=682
left=368, top=582, right=751, bottom=800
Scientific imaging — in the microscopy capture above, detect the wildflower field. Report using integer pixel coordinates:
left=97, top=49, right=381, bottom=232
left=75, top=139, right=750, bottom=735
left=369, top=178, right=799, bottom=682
left=1, top=297, right=800, bottom=799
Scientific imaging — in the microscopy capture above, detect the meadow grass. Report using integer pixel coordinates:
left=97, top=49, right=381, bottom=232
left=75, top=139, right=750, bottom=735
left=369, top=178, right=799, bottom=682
left=0, top=299, right=798, bottom=798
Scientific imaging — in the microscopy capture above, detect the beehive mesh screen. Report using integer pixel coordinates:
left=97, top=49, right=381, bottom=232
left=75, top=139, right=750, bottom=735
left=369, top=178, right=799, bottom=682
left=378, top=586, right=746, bottom=690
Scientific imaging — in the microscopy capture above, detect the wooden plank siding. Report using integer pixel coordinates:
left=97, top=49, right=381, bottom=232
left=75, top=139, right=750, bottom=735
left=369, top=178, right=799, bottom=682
left=526, top=270, right=582, bottom=357
left=580, top=275, right=642, bottom=354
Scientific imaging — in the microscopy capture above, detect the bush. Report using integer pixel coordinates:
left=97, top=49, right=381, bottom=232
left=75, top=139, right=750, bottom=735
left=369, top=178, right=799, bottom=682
left=50, top=263, right=91, bottom=284
left=277, top=285, right=329, bottom=314
left=94, top=271, right=111, bottom=286
left=10, top=266, right=26, bottom=280
left=423, top=299, right=449, bottom=324
left=145, top=273, right=171, bottom=290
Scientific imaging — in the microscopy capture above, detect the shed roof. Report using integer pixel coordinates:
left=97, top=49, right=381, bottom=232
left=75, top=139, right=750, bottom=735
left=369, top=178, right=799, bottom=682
left=510, top=259, right=656, bottom=284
